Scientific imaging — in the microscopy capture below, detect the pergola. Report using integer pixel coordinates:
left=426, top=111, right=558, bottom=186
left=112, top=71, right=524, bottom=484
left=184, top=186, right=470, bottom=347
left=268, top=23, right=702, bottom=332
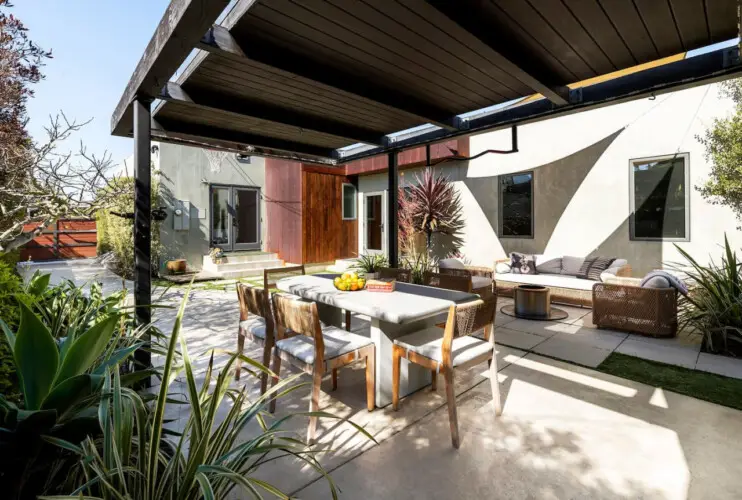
left=113, top=0, right=742, bottom=367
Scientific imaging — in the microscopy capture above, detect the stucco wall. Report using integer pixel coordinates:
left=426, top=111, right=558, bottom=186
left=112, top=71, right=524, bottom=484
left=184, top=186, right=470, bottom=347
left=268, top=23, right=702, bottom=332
left=156, top=143, right=267, bottom=270
left=357, top=83, right=742, bottom=276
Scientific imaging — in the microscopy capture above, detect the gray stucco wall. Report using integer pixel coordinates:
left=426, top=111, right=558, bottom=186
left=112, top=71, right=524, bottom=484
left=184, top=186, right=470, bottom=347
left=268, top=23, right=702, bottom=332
left=155, top=143, right=267, bottom=271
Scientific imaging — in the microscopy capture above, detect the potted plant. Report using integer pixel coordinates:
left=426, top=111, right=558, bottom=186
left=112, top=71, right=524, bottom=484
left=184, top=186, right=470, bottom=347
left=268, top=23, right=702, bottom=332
left=166, top=258, right=187, bottom=274
left=354, top=253, right=389, bottom=279
left=209, top=246, right=225, bottom=264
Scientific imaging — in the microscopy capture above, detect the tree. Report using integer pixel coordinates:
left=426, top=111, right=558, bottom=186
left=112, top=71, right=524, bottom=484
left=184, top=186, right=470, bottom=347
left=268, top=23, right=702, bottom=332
left=0, top=2, right=124, bottom=254
left=697, top=79, right=742, bottom=227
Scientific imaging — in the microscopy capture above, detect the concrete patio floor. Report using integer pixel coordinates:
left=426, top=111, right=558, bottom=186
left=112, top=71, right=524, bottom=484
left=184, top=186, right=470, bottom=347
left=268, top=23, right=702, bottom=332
left=20, top=261, right=742, bottom=498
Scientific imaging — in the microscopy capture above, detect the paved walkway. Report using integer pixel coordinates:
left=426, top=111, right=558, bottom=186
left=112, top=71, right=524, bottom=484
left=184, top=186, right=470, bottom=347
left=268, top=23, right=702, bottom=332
left=495, top=297, right=742, bottom=379
left=20, top=261, right=742, bottom=498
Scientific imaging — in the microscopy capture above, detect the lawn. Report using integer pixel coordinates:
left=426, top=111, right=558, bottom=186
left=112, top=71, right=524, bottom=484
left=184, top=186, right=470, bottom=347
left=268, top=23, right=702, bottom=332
left=598, top=353, right=742, bottom=411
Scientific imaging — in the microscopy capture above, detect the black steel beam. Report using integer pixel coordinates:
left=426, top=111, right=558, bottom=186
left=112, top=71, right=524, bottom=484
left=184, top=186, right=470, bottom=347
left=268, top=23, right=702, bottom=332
left=133, top=98, right=152, bottom=382
left=160, top=82, right=385, bottom=146
left=198, top=25, right=459, bottom=131
left=152, top=118, right=338, bottom=162
left=111, top=0, right=231, bottom=137
left=338, top=46, right=742, bottom=163
left=426, top=0, right=570, bottom=106
left=388, top=151, right=399, bottom=268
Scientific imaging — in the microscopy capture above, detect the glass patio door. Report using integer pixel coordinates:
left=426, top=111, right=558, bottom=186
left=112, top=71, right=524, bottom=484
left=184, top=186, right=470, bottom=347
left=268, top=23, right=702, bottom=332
left=363, top=191, right=386, bottom=255
left=210, top=185, right=261, bottom=251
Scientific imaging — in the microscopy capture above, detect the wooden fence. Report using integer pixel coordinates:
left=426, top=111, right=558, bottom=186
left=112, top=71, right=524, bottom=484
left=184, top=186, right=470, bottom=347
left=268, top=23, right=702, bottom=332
left=19, top=219, right=97, bottom=261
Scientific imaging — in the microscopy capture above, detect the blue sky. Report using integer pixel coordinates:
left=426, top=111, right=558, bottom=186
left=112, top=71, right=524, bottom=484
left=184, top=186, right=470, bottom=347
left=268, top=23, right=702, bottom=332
left=16, top=1, right=169, bottom=165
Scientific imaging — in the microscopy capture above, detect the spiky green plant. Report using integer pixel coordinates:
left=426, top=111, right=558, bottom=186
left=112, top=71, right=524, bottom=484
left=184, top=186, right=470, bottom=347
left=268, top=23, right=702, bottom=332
left=402, top=251, right=438, bottom=285
left=674, top=235, right=742, bottom=356
left=47, top=284, right=375, bottom=499
left=353, top=253, right=389, bottom=275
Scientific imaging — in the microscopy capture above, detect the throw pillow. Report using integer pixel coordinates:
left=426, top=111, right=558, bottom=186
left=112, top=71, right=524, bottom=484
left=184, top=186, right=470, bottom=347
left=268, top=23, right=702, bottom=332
left=495, top=262, right=511, bottom=274
left=535, top=255, right=562, bottom=274
left=576, top=257, right=598, bottom=279
left=510, top=252, right=537, bottom=275
left=561, top=256, right=585, bottom=276
left=586, top=257, right=616, bottom=281
left=640, top=270, right=688, bottom=296
left=439, top=258, right=465, bottom=270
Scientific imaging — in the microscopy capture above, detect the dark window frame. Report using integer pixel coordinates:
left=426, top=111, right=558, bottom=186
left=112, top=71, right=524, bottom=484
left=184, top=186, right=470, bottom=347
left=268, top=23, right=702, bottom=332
left=342, top=183, right=357, bottom=220
left=629, top=153, right=690, bottom=242
left=499, top=170, right=535, bottom=239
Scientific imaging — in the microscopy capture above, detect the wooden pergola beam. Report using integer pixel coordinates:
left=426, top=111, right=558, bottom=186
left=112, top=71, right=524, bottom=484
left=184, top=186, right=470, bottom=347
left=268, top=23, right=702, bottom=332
left=159, top=82, right=386, bottom=146
left=197, top=25, right=460, bottom=131
left=111, top=0, right=231, bottom=137
left=426, top=0, right=570, bottom=106
left=152, top=118, right=338, bottom=160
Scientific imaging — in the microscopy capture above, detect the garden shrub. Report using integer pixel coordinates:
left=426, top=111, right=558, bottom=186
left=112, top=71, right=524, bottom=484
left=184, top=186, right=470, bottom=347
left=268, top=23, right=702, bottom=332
left=96, top=174, right=162, bottom=279
left=0, top=260, right=26, bottom=402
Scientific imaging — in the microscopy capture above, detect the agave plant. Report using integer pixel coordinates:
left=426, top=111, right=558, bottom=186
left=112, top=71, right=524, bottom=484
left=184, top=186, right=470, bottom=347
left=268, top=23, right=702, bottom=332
left=401, top=169, right=465, bottom=252
left=50, top=284, right=375, bottom=499
left=674, top=235, right=742, bottom=356
left=402, top=251, right=438, bottom=285
left=0, top=297, right=147, bottom=498
left=353, top=253, right=389, bottom=275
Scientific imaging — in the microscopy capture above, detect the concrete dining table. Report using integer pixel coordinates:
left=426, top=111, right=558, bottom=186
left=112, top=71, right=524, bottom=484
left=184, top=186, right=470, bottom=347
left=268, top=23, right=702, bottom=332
left=276, top=274, right=478, bottom=407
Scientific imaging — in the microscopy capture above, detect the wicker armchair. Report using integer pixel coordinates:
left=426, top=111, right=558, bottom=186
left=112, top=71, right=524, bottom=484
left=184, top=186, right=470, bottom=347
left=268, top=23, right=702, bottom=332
left=438, top=259, right=494, bottom=297
left=593, top=278, right=678, bottom=337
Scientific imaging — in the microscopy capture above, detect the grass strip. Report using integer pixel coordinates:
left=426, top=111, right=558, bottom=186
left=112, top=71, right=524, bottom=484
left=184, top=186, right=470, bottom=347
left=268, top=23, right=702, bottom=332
left=597, top=352, right=742, bottom=411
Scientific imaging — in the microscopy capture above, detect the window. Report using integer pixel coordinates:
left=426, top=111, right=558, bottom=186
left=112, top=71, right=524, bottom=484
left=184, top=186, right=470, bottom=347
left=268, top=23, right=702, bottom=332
left=499, top=171, right=534, bottom=238
left=630, top=153, right=689, bottom=241
left=342, top=183, right=357, bottom=220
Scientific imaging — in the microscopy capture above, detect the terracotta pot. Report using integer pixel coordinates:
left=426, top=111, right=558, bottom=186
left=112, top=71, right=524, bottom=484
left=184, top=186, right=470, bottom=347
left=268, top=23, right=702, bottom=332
left=166, top=259, right=187, bottom=274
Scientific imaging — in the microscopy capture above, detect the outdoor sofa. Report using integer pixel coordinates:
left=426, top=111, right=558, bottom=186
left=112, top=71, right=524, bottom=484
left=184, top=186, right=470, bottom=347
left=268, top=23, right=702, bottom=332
left=494, top=255, right=632, bottom=307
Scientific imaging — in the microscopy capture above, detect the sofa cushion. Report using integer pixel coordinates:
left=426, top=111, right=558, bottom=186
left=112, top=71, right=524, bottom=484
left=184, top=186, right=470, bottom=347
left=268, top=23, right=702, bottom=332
left=510, top=252, right=537, bottom=274
left=535, top=255, right=562, bottom=274
left=576, top=257, right=597, bottom=279
left=495, top=262, right=511, bottom=274
left=439, top=258, right=465, bottom=270
left=495, top=272, right=596, bottom=291
left=586, top=257, right=616, bottom=281
left=561, top=256, right=585, bottom=276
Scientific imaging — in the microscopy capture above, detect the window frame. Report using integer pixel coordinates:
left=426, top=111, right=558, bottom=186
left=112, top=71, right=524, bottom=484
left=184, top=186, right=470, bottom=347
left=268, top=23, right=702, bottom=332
left=341, top=183, right=357, bottom=220
left=629, top=152, right=690, bottom=242
left=498, top=170, right=535, bottom=239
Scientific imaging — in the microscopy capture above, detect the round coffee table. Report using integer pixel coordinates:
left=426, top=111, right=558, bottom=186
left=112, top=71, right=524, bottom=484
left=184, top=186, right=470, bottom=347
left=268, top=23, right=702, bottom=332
left=501, top=284, right=568, bottom=321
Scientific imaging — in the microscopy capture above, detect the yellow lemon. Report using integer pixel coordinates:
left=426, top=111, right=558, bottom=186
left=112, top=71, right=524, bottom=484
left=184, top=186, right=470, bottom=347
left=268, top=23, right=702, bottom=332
left=358, top=279, right=365, bottom=289
left=350, top=272, right=358, bottom=280
left=334, top=277, right=341, bottom=286
left=350, top=282, right=359, bottom=291
left=341, top=272, right=351, bottom=281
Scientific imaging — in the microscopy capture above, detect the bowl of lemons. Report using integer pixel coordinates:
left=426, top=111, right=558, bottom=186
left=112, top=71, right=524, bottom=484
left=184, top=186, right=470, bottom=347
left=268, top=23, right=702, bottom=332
left=333, top=272, right=366, bottom=292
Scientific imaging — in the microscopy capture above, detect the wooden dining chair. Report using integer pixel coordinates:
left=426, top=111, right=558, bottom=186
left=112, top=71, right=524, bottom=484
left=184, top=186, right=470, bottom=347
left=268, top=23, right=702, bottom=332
left=378, top=267, right=412, bottom=283
left=391, top=296, right=501, bottom=448
left=235, top=283, right=276, bottom=395
left=269, top=292, right=376, bottom=443
left=264, top=264, right=306, bottom=290
left=423, top=271, right=473, bottom=293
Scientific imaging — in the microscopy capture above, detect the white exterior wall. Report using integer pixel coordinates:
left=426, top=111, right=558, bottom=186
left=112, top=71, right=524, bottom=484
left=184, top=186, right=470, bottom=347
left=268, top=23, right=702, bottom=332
left=357, top=83, right=742, bottom=276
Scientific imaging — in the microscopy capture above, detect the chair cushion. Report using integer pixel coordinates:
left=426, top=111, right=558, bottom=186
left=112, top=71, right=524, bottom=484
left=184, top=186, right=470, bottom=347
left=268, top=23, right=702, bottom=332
left=275, top=326, right=373, bottom=365
left=439, top=258, right=466, bottom=270
left=240, top=316, right=267, bottom=339
left=394, top=327, right=493, bottom=367
left=471, top=275, right=492, bottom=290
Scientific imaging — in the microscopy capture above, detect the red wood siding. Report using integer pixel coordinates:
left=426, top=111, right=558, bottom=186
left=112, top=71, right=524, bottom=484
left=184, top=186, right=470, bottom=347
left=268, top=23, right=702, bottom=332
left=265, top=158, right=303, bottom=264
left=344, top=138, right=469, bottom=176
left=20, top=219, right=97, bottom=261
left=302, top=169, right=357, bottom=264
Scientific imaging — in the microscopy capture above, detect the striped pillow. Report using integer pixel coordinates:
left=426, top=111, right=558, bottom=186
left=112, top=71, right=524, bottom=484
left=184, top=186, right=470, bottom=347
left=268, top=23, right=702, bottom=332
left=576, top=257, right=597, bottom=279
left=587, top=257, right=616, bottom=281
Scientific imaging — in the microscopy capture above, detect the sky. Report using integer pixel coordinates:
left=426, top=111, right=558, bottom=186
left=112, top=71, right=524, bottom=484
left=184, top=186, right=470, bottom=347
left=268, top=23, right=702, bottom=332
left=15, top=0, right=170, bottom=167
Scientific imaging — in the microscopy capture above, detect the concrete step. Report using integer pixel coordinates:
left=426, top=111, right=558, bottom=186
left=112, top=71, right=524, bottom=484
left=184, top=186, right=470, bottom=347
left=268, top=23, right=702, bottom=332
left=201, top=252, right=280, bottom=268
left=209, top=259, right=284, bottom=273
left=327, top=258, right=358, bottom=273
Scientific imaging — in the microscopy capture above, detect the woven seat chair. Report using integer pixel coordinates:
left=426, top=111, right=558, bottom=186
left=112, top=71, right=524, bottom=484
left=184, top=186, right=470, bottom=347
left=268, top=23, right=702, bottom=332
left=235, top=283, right=276, bottom=394
left=423, top=271, right=472, bottom=293
left=377, top=267, right=412, bottom=283
left=392, top=296, right=501, bottom=448
left=439, top=258, right=494, bottom=296
left=269, top=292, right=376, bottom=443
left=593, top=278, right=678, bottom=337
